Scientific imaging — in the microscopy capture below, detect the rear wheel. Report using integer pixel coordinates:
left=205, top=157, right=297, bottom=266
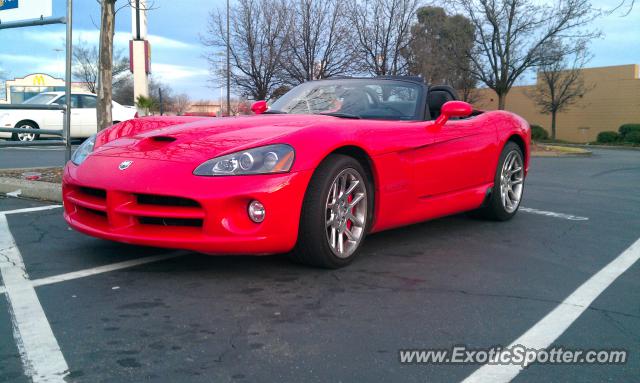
left=12, top=121, right=39, bottom=142
left=479, top=141, right=525, bottom=220
left=292, top=154, right=372, bottom=268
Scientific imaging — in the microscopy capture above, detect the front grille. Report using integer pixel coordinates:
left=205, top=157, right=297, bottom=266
left=80, top=207, right=107, bottom=217
left=66, top=185, right=205, bottom=231
left=138, top=217, right=203, bottom=227
left=136, top=194, right=200, bottom=207
left=79, top=187, right=107, bottom=199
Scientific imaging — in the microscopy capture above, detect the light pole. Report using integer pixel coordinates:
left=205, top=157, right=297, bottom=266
left=214, top=52, right=225, bottom=117
left=226, top=0, right=231, bottom=115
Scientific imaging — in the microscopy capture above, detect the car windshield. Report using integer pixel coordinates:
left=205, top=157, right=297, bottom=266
left=269, top=79, right=422, bottom=120
left=22, top=93, right=59, bottom=105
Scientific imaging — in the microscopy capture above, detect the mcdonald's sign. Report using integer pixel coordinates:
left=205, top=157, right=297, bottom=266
left=32, top=74, right=46, bottom=86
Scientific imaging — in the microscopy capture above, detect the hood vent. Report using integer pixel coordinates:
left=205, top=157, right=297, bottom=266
left=150, top=135, right=177, bottom=142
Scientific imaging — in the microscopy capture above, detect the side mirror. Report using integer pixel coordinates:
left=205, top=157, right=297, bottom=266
left=251, top=100, right=268, bottom=115
left=435, top=101, right=473, bottom=125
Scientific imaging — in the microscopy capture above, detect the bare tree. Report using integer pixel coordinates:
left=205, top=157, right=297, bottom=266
left=112, top=76, right=173, bottom=109
left=202, top=0, right=290, bottom=100
left=347, top=0, right=420, bottom=76
left=456, top=0, right=599, bottom=109
left=172, top=93, right=191, bottom=115
left=526, top=40, right=592, bottom=140
left=73, top=40, right=129, bottom=94
left=97, top=0, right=117, bottom=131
left=406, top=6, right=479, bottom=102
left=280, top=0, right=355, bottom=84
left=96, top=1, right=156, bottom=130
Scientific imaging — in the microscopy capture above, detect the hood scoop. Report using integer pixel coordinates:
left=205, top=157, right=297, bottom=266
left=135, top=135, right=178, bottom=151
left=149, top=135, right=177, bottom=142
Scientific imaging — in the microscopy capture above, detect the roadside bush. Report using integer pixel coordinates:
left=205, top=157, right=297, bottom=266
left=596, top=131, right=620, bottom=143
left=623, top=131, right=640, bottom=144
left=530, top=124, right=549, bottom=140
left=619, top=124, right=640, bottom=139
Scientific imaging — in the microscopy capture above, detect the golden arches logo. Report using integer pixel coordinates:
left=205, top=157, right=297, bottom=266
left=32, top=75, right=46, bottom=86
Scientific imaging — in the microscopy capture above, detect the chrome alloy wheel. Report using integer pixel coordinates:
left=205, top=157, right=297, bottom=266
left=500, top=150, right=524, bottom=213
left=325, top=168, right=367, bottom=258
left=17, top=124, right=36, bottom=142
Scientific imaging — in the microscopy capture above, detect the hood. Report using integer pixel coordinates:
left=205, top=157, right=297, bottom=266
left=92, top=115, right=329, bottom=163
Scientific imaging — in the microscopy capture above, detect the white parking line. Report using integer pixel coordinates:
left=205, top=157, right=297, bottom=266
left=1, top=205, right=62, bottom=215
left=462, top=236, right=640, bottom=383
left=0, top=214, right=69, bottom=382
left=33, top=252, right=184, bottom=288
left=0, top=253, right=185, bottom=297
left=519, top=207, right=589, bottom=221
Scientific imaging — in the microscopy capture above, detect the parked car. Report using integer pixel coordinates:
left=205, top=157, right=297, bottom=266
left=63, top=77, right=530, bottom=268
left=0, top=92, right=137, bottom=141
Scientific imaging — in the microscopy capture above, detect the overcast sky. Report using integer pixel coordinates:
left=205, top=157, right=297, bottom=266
left=0, top=0, right=638, bottom=100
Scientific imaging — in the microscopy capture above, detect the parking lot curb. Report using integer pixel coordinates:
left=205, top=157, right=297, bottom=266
left=531, top=151, right=592, bottom=157
left=546, top=143, right=640, bottom=151
left=0, top=177, right=62, bottom=202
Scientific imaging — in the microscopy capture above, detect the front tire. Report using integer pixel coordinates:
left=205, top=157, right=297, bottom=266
left=479, top=141, right=525, bottom=221
left=292, top=154, right=373, bottom=268
left=12, top=121, right=39, bottom=142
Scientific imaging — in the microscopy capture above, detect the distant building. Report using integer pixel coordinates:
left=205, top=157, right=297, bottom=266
left=474, top=64, right=640, bottom=143
left=187, top=101, right=222, bottom=116
left=0, top=73, right=88, bottom=104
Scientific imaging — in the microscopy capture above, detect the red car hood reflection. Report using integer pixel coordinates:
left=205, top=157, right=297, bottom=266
left=92, top=115, right=324, bottom=163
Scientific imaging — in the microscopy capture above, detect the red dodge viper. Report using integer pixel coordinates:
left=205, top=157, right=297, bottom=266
left=63, top=77, right=530, bottom=268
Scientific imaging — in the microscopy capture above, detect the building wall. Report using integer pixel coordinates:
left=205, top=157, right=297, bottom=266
left=1, top=73, right=87, bottom=104
left=473, top=64, right=640, bottom=143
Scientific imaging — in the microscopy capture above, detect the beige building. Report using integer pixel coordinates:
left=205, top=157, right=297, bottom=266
left=0, top=73, right=87, bottom=104
left=474, top=64, right=640, bottom=143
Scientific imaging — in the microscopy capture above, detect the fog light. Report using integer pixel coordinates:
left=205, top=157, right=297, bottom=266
left=248, top=200, right=265, bottom=223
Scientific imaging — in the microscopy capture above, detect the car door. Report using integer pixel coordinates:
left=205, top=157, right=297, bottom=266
left=411, top=90, right=497, bottom=199
left=78, top=95, right=98, bottom=136
left=52, top=95, right=83, bottom=137
left=40, top=96, right=65, bottom=132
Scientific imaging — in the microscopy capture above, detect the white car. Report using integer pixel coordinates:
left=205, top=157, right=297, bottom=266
left=0, top=92, right=137, bottom=141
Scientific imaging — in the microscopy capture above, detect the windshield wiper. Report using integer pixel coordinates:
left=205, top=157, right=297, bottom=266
left=263, top=110, right=287, bottom=114
left=318, top=112, right=361, bottom=119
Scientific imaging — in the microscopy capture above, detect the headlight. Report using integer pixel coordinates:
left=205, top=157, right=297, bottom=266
left=71, top=134, right=96, bottom=165
left=193, top=144, right=295, bottom=176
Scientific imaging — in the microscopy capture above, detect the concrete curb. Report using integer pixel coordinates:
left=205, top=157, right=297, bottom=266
left=532, top=145, right=592, bottom=158
left=544, top=143, right=640, bottom=152
left=0, top=177, right=62, bottom=202
left=531, top=152, right=591, bottom=158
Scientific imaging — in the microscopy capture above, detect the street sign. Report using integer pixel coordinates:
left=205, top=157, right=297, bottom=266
left=0, top=0, right=52, bottom=23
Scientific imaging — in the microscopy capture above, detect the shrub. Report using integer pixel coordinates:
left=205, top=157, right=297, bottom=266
left=619, top=124, right=640, bottom=139
left=597, top=131, right=620, bottom=143
left=530, top=124, right=549, bottom=140
left=623, top=131, right=640, bottom=144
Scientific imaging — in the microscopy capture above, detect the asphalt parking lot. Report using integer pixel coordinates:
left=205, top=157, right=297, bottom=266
left=0, top=144, right=79, bottom=169
left=1, top=148, right=639, bottom=383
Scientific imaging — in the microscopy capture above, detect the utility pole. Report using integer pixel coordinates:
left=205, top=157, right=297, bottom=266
left=226, top=0, right=231, bottom=116
left=64, top=0, right=73, bottom=161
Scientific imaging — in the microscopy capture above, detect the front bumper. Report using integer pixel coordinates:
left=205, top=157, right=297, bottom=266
left=62, top=156, right=313, bottom=254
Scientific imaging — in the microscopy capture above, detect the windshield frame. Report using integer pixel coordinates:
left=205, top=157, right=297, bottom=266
left=269, top=78, right=428, bottom=121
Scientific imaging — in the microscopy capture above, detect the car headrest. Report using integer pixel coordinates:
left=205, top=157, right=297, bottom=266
left=428, top=85, right=459, bottom=118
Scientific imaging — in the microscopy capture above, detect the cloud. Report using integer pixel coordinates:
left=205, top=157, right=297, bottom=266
left=0, top=54, right=64, bottom=77
left=23, top=29, right=197, bottom=50
left=0, top=53, right=44, bottom=64
left=151, top=63, right=209, bottom=81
